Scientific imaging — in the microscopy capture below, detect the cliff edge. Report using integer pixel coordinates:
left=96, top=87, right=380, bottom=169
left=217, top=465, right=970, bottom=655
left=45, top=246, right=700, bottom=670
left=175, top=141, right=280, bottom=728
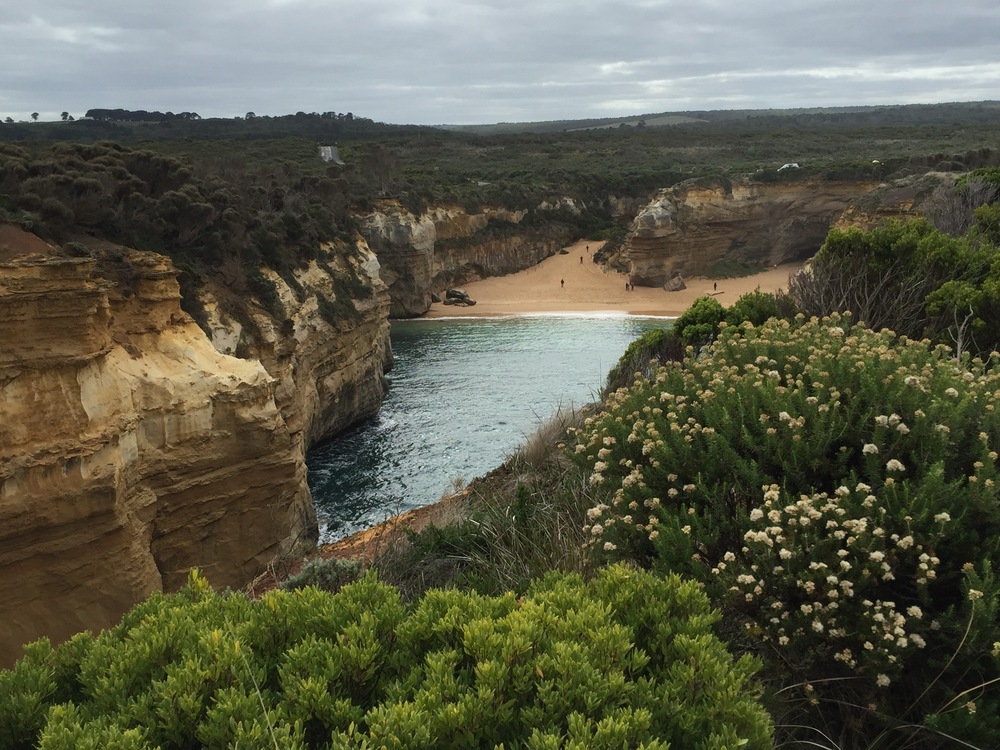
left=0, top=227, right=391, bottom=666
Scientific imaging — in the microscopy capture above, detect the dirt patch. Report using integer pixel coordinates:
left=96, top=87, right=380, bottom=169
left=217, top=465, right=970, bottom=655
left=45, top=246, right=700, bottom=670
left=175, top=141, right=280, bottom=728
left=0, top=224, right=56, bottom=262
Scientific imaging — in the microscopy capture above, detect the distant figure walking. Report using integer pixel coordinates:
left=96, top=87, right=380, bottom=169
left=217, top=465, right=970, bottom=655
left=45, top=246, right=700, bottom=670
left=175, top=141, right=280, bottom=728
left=713, top=281, right=718, bottom=292
left=560, top=279, right=564, bottom=288
left=580, top=256, right=583, bottom=263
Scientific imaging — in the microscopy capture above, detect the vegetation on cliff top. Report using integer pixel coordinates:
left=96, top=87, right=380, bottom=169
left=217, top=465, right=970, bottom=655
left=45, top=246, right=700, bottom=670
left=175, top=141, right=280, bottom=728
left=0, top=140, right=373, bottom=329
left=3, top=102, right=1000, bottom=236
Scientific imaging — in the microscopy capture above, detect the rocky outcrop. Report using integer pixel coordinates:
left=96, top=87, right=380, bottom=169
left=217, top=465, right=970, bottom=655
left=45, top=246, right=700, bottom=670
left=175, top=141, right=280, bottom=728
left=361, top=203, right=576, bottom=317
left=0, top=232, right=392, bottom=667
left=664, top=276, right=687, bottom=292
left=620, top=177, right=880, bottom=285
left=200, top=240, right=392, bottom=451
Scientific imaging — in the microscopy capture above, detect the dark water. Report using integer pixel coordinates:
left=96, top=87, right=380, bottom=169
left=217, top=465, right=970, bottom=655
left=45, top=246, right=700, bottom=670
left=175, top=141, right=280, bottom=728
left=307, top=314, right=668, bottom=542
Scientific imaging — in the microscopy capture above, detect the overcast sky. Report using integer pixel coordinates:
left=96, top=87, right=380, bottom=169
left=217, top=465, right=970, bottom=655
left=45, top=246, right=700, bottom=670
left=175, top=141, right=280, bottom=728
left=3, top=1, right=999, bottom=126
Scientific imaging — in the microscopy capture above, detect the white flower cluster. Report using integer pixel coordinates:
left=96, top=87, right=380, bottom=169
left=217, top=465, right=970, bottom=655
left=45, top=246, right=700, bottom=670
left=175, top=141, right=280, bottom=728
left=567, top=312, right=1000, bottom=696
left=719, top=482, right=945, bottom=681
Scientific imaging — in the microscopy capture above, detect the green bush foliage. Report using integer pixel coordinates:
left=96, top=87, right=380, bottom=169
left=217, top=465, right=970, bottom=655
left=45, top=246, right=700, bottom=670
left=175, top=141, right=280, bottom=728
left=605, top=326, right=682, bottom=392
left=0, top=141, right=373, bottom=331
left=791, top=217, right=1000, bottom=355
left=0, top=566, right=771, bottom=749
left=673, top=296, right=726, bottom=348
left=571, top=314, right=1000, bottom=747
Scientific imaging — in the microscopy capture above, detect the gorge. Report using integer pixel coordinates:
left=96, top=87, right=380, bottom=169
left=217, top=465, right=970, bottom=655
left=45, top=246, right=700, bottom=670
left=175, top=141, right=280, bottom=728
left=0, top=170, right=938, bottom=665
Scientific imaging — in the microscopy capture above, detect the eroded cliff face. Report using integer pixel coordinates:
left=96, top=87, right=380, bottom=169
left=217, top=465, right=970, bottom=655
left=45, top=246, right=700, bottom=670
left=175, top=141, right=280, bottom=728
left=361, top=203, right=577, bottom=317
left=621, top=177, right=880, bottom=285
left=0, top=231, right=392, bottom=667
left=200, top=239, right=392, bottom=450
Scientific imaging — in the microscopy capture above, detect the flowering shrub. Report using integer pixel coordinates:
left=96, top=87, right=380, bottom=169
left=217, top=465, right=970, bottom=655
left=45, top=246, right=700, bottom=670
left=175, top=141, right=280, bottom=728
left=0, top=566, right=771, bottom=749
left=572, top=314, right=1000, bottom=745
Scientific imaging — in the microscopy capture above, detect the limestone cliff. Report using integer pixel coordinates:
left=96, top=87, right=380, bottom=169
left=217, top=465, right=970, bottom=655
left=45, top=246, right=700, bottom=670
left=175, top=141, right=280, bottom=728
left=620, top=177, right=880, bottom=285
left=361, top=203, right=577, bottom=317
left=0, top=230, right=391, bottom=666
left=200, top=239, right=392, bottom=450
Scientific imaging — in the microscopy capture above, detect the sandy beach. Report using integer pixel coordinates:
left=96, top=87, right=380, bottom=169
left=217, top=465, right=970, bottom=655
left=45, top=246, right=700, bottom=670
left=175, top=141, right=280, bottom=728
left=425, top=240, right=803, bottom=318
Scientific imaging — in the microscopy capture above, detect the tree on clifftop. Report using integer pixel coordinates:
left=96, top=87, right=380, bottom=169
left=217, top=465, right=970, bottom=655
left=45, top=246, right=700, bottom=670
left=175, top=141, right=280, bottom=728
left=30, top=113, right=38, bottom=122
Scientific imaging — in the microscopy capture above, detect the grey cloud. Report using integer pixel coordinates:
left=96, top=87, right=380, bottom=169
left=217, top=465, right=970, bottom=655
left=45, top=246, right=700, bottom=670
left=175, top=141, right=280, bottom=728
left=2, top=0, right=998, bottom=124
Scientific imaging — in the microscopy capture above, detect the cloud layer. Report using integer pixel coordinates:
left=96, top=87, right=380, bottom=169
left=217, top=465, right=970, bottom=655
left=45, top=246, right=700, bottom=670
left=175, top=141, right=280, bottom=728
left=3, top=1, right=998, bottom=125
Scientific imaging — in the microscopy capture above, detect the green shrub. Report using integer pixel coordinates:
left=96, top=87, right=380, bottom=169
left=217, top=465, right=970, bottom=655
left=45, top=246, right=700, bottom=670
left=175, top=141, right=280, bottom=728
left=60, top=241, right=90, bottom=257
left=605, top=326, right=681, bottom=393
left=571, top=314, right=1000, bottom=747
left=672, top=295, right=725, bottom=348
left=0, top=566, right=771, bottom=749
left=722, top=288, right=791, bottom=328
left=0, top=566, right=770, bottom=750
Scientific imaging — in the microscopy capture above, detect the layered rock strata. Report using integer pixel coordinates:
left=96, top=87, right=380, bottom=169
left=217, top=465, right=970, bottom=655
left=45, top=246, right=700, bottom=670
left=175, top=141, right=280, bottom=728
left=621, top=178, right=880, bottom=285
left=362, top=204, right=576, bottom=317
left=0, top=236, right=391, bottom=666
left=833, top=172, right=954, bottom=231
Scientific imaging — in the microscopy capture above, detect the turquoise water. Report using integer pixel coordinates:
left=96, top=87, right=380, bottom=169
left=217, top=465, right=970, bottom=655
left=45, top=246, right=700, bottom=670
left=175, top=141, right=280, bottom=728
left=307, top=315, right=668, bottom=542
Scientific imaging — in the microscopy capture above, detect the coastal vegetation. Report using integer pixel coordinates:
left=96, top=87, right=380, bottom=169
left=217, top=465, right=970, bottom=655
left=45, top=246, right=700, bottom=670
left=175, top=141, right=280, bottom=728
left=358, top=169, right=1000, bottom=746
left=4, top=107, right=1000, bottom=746
left=3, top=103, right=1000, bottom=247
left=574, top=314, right=1000, bottom=746
left=0, top=567, right=770, bottom=749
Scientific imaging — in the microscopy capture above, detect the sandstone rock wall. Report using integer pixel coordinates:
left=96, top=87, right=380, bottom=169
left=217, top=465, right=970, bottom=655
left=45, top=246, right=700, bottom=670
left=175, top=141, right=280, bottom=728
left=361, top=203, right=576, bottom=317
left=833, top=172, right=954, bottom=231
left=201, top=240, right=393, bottom=450
left=621, top=178, right=880, bottom=285
left=0, top=234, right=392, bottom=667
left=0, top=249, right=318, bottom=665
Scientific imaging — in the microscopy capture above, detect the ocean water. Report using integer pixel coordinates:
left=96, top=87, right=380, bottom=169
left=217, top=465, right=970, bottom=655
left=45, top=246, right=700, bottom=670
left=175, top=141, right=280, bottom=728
left=307, top=314, right=669, bottom=542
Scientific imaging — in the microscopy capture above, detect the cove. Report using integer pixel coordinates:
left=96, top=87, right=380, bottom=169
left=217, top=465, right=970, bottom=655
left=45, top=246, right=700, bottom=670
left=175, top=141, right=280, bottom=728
left=307, top=314, right=668, bottom=542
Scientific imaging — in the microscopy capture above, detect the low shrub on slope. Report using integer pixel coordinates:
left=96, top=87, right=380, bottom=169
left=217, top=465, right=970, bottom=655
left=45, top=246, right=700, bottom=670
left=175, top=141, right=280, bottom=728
left=573, top=313, right=1000, bottom=747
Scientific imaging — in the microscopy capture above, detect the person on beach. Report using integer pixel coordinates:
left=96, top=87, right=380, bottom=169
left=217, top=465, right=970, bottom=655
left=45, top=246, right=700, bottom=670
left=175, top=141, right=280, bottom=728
left=561, top=279, right=564, bottom=288
left=714, top=281, right=718, bottom=292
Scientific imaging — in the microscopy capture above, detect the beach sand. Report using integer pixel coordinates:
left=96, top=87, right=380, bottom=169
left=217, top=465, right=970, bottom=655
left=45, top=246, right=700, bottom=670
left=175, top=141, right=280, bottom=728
left=425, top=239, right=803, bottom=318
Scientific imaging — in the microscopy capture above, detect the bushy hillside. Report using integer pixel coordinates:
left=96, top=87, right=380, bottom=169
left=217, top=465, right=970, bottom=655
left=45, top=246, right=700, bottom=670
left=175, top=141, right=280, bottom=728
left=4, top=112, right=1000, bottom=747
left=0, top=140, right=369, bottom=329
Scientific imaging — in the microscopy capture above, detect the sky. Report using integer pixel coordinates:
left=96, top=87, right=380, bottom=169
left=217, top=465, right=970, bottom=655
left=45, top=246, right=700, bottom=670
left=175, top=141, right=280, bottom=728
left=2, top=1, right=999, bottom=126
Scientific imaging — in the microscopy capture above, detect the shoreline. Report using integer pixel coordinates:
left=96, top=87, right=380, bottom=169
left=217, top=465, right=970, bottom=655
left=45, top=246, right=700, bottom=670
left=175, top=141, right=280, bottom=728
left=297, top=244, right=806, bottom=575
left=423, top=239, right=804, bottom=319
